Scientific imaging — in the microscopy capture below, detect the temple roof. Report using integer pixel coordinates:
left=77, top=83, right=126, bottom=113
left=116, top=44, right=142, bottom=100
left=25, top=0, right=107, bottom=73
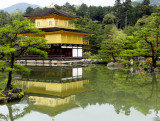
left=39, top=27, right=94, bottom=35
left=24, top=8, right=79, bottom=19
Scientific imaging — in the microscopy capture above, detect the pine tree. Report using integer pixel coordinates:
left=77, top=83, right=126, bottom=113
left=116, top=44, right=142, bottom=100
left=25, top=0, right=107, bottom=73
left=99, top=24, right=125, bottom=61
left=0, top=20, right=49, bottom=91
left=25, top=7, right=34, bottom=14
left=134, top=9, right=160, bottom=68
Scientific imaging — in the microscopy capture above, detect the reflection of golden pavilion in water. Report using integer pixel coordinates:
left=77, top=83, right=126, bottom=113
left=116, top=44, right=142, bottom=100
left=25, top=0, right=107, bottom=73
left=15, top=80, right=89, bottom=117
left=16, top=80, right=89, bottom=97
left=29, top=95, right=75, bottom=107
left=15, top=66, right=90, bottom=118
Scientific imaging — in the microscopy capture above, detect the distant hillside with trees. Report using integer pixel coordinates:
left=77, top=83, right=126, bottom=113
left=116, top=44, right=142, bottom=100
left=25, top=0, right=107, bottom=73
left=1, top=3, right=40, bottom=13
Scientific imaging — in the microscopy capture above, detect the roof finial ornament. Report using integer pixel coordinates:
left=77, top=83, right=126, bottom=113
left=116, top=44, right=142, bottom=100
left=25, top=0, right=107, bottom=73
left=48, top=2, right=55, bottom=8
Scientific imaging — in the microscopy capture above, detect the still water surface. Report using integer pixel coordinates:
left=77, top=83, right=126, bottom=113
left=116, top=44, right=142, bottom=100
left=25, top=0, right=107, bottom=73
left=0, top=65, right=160, bottom=121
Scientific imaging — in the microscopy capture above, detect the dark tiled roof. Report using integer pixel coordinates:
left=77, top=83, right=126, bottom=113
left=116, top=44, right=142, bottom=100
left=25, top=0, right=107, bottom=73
left=24, top=8, right=79, bottom=18
left=39, top=27, right=94, bottom=34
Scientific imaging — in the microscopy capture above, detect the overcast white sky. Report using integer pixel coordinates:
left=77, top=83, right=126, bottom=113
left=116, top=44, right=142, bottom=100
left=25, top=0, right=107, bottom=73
left=0, top=0, right=115, bottom=9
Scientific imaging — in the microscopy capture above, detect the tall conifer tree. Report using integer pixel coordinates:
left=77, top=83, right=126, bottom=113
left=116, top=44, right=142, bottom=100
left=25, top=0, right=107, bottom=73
left=114, top=0, right=122, bottom=28
left=142, top=0, right=150, bottom=5
left=141, top=0, right=152, bottom=16
left=124, top=0, right=132, bottom=28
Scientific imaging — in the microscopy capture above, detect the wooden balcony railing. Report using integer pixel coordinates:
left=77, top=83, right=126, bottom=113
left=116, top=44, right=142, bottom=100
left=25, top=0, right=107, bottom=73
left=16, top=55, right=85, bottom=60
left=36, top=21, right=75, bottom=29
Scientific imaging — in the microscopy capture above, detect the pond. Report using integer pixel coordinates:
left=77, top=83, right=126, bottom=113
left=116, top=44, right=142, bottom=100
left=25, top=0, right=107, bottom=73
left=0, top=65, right=160, bottom=121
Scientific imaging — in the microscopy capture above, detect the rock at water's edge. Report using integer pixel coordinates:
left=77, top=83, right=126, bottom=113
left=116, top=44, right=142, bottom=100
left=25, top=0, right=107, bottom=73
left=107, top=62, right=114, bottom=67
left=0, top=88, right=24, bottom=103
left=154, top=67, right=160, bottom=72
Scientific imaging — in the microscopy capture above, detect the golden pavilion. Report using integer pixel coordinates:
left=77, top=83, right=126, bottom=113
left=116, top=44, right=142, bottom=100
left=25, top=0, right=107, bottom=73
left=23, top=5, right=92, bottom=60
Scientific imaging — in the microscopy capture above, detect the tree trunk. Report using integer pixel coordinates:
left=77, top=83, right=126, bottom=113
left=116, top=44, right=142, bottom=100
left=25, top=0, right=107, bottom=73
left=110, top=47, right=116, bottom=62
left=116, top=19, right=119, bottom=28
left=152, top=55, right=157, bottom=68
left=149, top=42, right=157, bottom=68
left=125, top=11, right=128, bottom=28
left=156, top=26, right=159, bottom=49
left=5, top=53, right=14, bottom=91
left=111, top=52, right=116, bottom=62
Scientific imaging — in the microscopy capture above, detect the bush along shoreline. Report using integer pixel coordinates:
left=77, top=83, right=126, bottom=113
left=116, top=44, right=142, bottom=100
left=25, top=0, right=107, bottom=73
left=106, top=58, right=159, bottom=72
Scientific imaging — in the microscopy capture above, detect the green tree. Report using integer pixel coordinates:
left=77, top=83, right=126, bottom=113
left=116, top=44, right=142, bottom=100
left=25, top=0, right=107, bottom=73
left=114, top=0, right=122, bottom=28
left=123, top=26, right=138, bottom=36
left=120, top=36, right=138, bottom=60
left=0, top=20, right=49, bottom=91
left=54, top=4, right=62, bottom=10
left=0, top=11, right=10, bottom=27
left=123, top=0, right=133, bottom=28
left=10, top=9, right=26, bottom=21
left=25, top=6, right=34, bottom=14
left=102, top=13, right=115, bottom=25
left=77, top=3, right=89, bottom=18
left=60, top=2, right=76, bottom=15
left=141, top=0, right=153, bottom=16
left=142, top=0, right=150, bottom=5
left=99, top=25, right=125, bottom=61
left=87, top=6, right=110, bottom=22
left=133, top=9, right=160, bottom=67
left=33, top=7, right=42, bottom=13
left=134, top=28, right=157, bottom=67
left=74, top=18, right=103, bottom=54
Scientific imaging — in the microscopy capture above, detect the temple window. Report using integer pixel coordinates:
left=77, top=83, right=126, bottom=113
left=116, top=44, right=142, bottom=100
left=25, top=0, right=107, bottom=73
left=49, top=21, right=52, bottom=26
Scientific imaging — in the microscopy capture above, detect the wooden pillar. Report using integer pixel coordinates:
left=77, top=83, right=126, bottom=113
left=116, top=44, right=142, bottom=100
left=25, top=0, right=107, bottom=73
left=66, top=45, right=68, bottom=57
left=60, top=45, right=62, bottom=59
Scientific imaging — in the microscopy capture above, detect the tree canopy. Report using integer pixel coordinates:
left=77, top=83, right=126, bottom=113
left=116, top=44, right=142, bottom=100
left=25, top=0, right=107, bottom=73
left=0, top=20, right=49, bottom=91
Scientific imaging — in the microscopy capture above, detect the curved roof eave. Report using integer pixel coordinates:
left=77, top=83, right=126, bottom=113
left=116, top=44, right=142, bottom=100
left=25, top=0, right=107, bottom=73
left=24, top=8, right=79, bottom=19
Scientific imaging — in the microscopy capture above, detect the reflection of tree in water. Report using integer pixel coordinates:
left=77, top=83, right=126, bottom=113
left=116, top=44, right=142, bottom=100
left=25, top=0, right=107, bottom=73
left=0, top=113, right=9, bottom=121
left=154, top=116, right=160, bottom=121
left=114, top=105, right=131, bottom=116
left=0, top=97, right=30, bottom=121
left=77, top=65, right=160, bottom=116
